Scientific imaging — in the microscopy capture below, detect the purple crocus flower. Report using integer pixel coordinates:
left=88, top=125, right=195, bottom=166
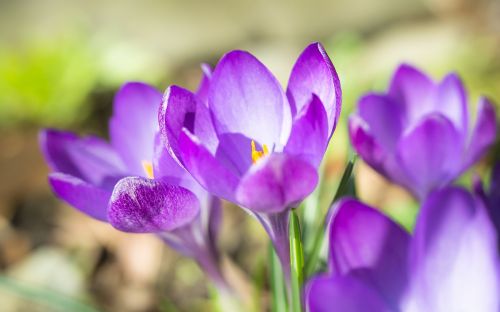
left=306, top=187, right=500, bottom=312
left=160, top=42, right=341, bottom=273
left=475, top=163, right=500, bottom=244
left=349, top=64, right=497, bottom=200
left=40, top=82, right=227, bottom=289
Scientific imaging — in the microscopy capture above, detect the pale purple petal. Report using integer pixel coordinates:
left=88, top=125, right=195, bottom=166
left=306, top=274, right=391, bottom=312
left=356, top=94, right=404, bottom=153
left=49, top=173, right=111, bottom=222
left=235, top=153, right=318, bottom=213
left=39, top=129, right=126, bottom=188
left=108, top=177, right=200, bottom=233
left=463, top=97, right=497, bottom=168
left=395, top=114, right=462, bottom=200
left=178, top=129, right=239, bottom=201
left=404, top=187, right=500, bottom=312
left=286, top=42, right=341, bottom=135
left=435, top=73, right=468, bottom=135
left=388, top=64, right=436, bottom=127
left=284, top=95, right=329, bottom=168
left=160, top=86, right=218, bottom=157
left=195, top=63, right=212, bottom=104
left=109, top=82, right=162, bottom=176
left=329, top=198, right=410, bottom=308
left=348, top=115, right=387, bottom=174
left=209, top=50, right=292, bottom=148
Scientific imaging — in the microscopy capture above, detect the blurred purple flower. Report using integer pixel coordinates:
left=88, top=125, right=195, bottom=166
left=475, top=163, right=500, bottom=246
left=40, top=82, right=226, bottom=289
left=306, top=187, right=500, bottom=312
left=349, top=64, right=497, bottom=200
left=160, top=42, right=341, bottom=274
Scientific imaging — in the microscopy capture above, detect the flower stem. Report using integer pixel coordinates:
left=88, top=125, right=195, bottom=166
left=289, top=210, right=304, bottom=312
left=269, top=244, right=287, bottom=312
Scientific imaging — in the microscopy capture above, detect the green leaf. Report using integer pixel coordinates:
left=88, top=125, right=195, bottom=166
left=269, top=244, right=287, bottom=312
left=289, top=210, right=304, bottom=312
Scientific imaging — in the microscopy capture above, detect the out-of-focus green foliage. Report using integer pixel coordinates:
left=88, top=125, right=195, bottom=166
left=0, top=35, right=99, bottom=127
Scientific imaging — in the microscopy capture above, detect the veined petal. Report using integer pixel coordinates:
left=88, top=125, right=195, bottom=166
left=39, top=129, right=126, bottom=188
left=209, top=50, right=292, bottom=147
left=160, top=85, right=218, bottom=158
left=286, top=42, right=341, bottom=136
left=395, top=114, right=462, bottom=200
left=329, top=199, right=410, bottom=308
left=284, top=95, right=329, bottom=168
left=388, top=64, right=436, bottom=127
left=109, top=82, right=162, bottom=176
left=178, top=129, right=239, bottom=201
left=404, top=187, right=500, bottom=312
left=463, top=97, right=497, bottom=168
left=49, top=173, right=111, bottom=222
left=108, top=177, right=200, bottom=233
left=306, top=274, right=391, bottom=312
left=235, top=153, right=318, bottom=213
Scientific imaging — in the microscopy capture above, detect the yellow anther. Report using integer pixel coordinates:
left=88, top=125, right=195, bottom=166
left=251, top=140, right=269, bottom=164
left=141, top=160, right=154, bottom=179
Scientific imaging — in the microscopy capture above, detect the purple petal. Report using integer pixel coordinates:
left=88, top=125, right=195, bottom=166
left=160, top=86, right=219, bottom=158
left=463, top=97, right=497, bottom=168
left=108, top=177, right=200, bottom=233
left=284, top=95, right=329, bottom=168
left=306, top=274, right=391, bottom=312
left=286, top=42, right=342, bottom=136
left=356, top=94, right=404, bottom=153
left=388, top=64, right=436, bottom=127
left=39, top=129, right=126, bottom=188
left=329, top=198, right=410, bottom=308
left=435, top=73, right=468, bottom=135
left=348, top=115, right=387, bottom=174
left=209, top=50, right=292, bottom=147
left=404, top=187, right=500, bottom=312
left=235, top=153, right=318, bottom=213
left=109, top=82, right=162, bottom=176
left=395, top=114, right=462, bottom=200
left=195, top=63, right=212, bottom=104
left=178, top=129, right=239, bottom=201
left=49, top=173, right=111, bottom=222
left=487, top=164, right=500, bottom=232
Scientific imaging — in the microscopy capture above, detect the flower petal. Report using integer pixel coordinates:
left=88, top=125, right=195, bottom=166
left=195, top=63, right=212, bottom=104
left=108, top=177, right=200, bottom=233
left=463, top=97, right=497, bottom=168
left=178, top=129, right=239, bottom=201
left=395, top=114, right=462, bottom=200
left=306, top=274, right=391, bottom=312
left=356, top=94, right=404, bottom=153
left=388, top=64, right=436, bottom=127
left=284, top=95, right=329, bottom=168
left=49, top=173, right=111, bottom=222
left=329, top=198, right=410, bottom=308
left=404, top=187, right=500, bottom=312
left=209, top=50, right=291, bottom=147
left=39, top=129, right=126, bottom=188
left=160, top=85, right=219, bottom=158
left=286, top=42, right=342, bottom=136
left=435, top=73, right=468, bottom=135
left=235, top=153, right=318, bottom=213
left=109, top=82, right=162, bottom=176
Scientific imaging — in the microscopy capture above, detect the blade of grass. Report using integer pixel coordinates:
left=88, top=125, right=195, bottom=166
left=289, top=210, right=304, bottom=312
left=269, top=244, right=287, bottom=312
left=304, top=155, right=357, bottom=277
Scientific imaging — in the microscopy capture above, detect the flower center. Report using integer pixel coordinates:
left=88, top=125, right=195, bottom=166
left=141, top=160, right=154, bottom=179
left=251, top=140, right=269, bottom=164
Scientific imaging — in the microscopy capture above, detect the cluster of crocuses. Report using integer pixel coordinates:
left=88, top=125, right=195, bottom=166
left=40, top=42, right=499, bottom=311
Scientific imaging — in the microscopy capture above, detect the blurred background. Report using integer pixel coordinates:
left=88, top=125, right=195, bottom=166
left=0, top=0, right=498, bottom=311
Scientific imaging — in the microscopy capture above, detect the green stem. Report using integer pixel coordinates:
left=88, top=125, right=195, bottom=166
left=269, top=244, right=287, bottom=312
left=304, top=155, right=357, bottom=277
left=289, top=210, right=304, bottom=312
